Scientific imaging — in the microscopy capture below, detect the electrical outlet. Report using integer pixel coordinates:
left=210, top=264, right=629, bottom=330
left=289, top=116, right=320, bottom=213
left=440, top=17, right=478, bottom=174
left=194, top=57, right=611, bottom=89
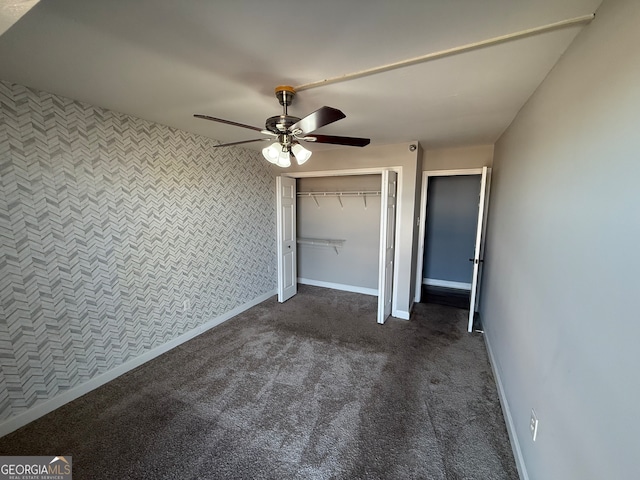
left=530, top=409, right=539, bottom=441
left=183, top=299, right=190, bottom=312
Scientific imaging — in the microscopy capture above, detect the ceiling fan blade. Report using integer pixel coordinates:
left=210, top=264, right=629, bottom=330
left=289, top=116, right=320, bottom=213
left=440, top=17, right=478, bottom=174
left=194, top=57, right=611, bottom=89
left=289, top=106, right=346, bottom=134
left=194, top=114, right=264, bottom=133
left=213, top=138, right=270, bottom=147
left=303, top=134, right=370, bottom=147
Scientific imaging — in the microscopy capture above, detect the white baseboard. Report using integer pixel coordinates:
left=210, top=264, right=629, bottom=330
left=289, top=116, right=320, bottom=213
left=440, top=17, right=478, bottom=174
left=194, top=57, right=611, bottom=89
left=484, top=329, right=529, bottom=480
left=0, top=289, right=276, bottom=438
left=423, top=278, right=471, bottom=291
left=392, top=309, right=410, bottom=320
left=298, top=278, right=410, bottom=320
left=298, top=278, right=378, bottom=296
left=391, top=301, right=413, bottom=321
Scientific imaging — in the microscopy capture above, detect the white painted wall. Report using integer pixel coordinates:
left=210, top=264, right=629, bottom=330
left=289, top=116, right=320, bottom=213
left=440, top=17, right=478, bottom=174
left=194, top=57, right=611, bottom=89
left=282, top=142, right=420, bottom=318
left=480, top=0, right=640, bottom=478
left=423, top=145, right=494, bottom=171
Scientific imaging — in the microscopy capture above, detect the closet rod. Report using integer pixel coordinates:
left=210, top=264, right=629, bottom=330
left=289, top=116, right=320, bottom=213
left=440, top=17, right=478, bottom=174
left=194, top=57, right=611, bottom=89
left=297, top=190, right=381, bottom=197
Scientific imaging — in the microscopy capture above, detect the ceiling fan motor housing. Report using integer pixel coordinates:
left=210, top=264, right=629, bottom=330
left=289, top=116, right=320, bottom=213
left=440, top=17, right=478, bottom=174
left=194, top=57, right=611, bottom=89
left=265, top=114, right=301, bottom=134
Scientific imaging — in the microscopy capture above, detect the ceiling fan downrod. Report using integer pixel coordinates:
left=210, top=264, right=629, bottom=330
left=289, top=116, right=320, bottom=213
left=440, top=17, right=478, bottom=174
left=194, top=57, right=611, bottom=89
left=275, top=85, right=296, bottom=114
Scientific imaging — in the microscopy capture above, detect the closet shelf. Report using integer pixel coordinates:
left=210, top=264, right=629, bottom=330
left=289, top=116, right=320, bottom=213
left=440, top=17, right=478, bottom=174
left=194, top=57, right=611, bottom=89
left=297, top=190, right=381, bottom=208
left=297, top=237, right=345, bottom=255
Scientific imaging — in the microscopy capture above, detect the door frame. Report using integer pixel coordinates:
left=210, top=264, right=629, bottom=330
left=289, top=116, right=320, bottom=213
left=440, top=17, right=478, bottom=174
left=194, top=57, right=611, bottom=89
left=413, top=168, right=484, bottom=305
left=283, top=166, right=403, bottom=318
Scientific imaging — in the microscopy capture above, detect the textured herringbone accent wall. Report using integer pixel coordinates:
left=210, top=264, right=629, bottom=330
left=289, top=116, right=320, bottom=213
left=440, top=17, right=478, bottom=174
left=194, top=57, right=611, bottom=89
left=0, top=80, right=276, bottom=422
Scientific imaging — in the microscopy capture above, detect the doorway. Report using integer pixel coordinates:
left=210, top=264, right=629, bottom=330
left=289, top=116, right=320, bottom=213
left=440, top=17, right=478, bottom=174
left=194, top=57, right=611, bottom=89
left=422, top=174, right=481, bottom=308
left=414, top=167, right=491, bottom=332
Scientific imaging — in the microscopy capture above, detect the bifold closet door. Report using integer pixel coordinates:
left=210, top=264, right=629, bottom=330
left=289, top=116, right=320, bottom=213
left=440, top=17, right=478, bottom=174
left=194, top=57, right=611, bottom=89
left=377, top=170, right=397, bottom=324
left=276, top=176, right=297, bottom=302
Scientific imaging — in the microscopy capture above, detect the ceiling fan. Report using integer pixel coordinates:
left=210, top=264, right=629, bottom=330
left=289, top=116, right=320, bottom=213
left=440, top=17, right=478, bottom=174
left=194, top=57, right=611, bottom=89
left=194, top=85, right=370, bottom=167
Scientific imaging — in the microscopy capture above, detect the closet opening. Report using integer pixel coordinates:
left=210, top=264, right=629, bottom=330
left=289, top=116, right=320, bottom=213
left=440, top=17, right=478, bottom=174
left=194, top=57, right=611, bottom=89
left=297, top=174, right=382, bottom=296
left=276, top=168, right=399, bottom=324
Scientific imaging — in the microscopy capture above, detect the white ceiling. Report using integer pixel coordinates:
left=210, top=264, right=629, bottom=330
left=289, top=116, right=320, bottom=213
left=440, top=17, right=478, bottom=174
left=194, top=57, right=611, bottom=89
left=0, top=0, right=602, bottom=151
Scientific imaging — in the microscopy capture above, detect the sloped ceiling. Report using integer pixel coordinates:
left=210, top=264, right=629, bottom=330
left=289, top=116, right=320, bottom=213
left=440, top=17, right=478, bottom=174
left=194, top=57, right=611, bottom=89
left=0, top=0, right=39, bottom=36
left=0, top=0, right=602, bottom=150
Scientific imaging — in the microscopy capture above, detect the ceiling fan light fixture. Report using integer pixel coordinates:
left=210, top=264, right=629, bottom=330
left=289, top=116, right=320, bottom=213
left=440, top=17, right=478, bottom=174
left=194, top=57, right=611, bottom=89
left=291, top=143, right=312, bottom=165
left=276, top=149, right=291, bottom=168
left=262, top=142, right=281, bottom=164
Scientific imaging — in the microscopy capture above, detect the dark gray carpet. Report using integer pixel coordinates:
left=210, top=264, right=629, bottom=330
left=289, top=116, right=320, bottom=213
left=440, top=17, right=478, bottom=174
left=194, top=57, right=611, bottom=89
left=0, top=285, right=518, bottom=479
